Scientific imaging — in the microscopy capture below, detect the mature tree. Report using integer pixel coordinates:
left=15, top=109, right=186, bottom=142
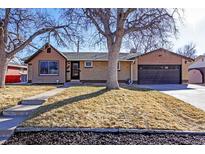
left=177, top=42, right=197, bottom=59
left=71, top=9, right=181, bottom=89
left=125, top=32, right=174, bottom=54
left=0, top=9, right=75, bottom=88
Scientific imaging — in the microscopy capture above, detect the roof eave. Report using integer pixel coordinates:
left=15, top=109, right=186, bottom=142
left=24, top=43, right=68, bottom=64
left=67, top=59, right=134, bottom=61
left=136, top=48, right=194, bottom=61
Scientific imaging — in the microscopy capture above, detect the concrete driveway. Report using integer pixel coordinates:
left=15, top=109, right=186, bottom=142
left=137, top=84, right=205, bottom=111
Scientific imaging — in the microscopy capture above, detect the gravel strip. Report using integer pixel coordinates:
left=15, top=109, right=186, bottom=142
left=4, top=131, right=205, bottom=145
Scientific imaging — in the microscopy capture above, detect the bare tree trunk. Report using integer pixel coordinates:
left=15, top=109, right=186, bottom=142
left=106, top=29, right=123, bottom=90
left=0, top=27, right=9, bottom=88
left=106, top=49, right=120, bottom=89
left=0, top=51, right=9, bottom=88
left=106, top=35, right=122, bottom=90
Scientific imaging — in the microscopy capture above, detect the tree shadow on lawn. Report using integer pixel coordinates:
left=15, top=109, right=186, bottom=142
left=121, top=85, right=154, bottom=92
left=26, top=88, right=109, bottom=121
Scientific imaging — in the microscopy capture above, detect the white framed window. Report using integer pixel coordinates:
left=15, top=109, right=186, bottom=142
left=117, top=62, right=120, bottom=71
left=84, top=61, right=93, bottom=68
left=39, top=60, right=59, bottom=75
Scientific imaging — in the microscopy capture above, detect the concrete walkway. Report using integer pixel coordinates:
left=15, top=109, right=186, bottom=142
left=0, top=86, right=67, bottom=144
left=136, top=84, right=205, bottom=111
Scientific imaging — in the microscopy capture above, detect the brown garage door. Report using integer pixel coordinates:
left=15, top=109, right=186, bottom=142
left=138, top=65, right=181, bottom=84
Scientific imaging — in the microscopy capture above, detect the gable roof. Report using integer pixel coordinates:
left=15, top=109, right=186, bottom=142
left=62, top=52, right=139, bottom=61
left=24, top=43, right=140, bottom=63
left=195, top=55, right=205, bottom=61
left=24, top=43, right=68, bottom=63
left=136, top=48, right=194, bottom=61
left=25, top=44, right=192, bottom=63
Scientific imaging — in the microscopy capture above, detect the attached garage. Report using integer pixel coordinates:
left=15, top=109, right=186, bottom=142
left=134, top=48, right=193, bottom=84
left=138, top=65, right=181, bottom=84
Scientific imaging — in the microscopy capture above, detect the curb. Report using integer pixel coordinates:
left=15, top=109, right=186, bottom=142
left=15, top=127, right=205, bottom=135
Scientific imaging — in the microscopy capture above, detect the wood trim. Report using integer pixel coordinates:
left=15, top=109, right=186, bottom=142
left=25, top=43, right=68, bottom=63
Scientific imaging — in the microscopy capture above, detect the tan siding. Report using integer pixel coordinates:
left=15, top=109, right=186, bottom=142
left=182, top=58, right=192, bottom=83
left=80, top=61, right=107, bottom=81
left=79, top=61, right=131, bottom=81
left=29, top=48, right=66, bottom=83
left=138, top=49, right=182, bottom=65
left=118, top=61, right=131, bottom=81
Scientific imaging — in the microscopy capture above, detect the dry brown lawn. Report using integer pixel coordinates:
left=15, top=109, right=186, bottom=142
left=22, top=86, right=205, bottom=131
left=0, top=85, right=55, bottom=113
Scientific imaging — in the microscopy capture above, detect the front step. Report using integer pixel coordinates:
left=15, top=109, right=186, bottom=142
left=3, top=105, right=41, bottom=116
left=21, top=99, right=45, bottom=105
left=65, top=81, right=82, bottom=86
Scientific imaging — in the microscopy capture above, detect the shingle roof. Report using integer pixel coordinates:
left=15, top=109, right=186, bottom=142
left=24, top=43, right=140, bottom=63
left=62, top=52, right=139, bottom=61
left=24, top=43, right=194, bottom=64
left=138, top=48, right=194, bottom=61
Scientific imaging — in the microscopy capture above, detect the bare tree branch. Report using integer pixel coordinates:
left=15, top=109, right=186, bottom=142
left=7, top=25, right=69, bottom=58
left=177, top=42, right=197, bottom=58
left=83, top=9, right=107, bottom=37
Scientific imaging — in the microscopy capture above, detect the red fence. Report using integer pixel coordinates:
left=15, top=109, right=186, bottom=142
left=5, top=75, right=21, bottom=83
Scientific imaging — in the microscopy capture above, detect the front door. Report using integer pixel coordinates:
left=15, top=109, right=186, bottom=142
left=71, top=61, right=80, bottom=80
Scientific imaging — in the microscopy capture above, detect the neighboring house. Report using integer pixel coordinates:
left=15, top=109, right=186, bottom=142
left=189, top=55, right=205, bottom=84
left=25, top=43, right=193, bottom=84
left=6, top=63, right=28, bottom=83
